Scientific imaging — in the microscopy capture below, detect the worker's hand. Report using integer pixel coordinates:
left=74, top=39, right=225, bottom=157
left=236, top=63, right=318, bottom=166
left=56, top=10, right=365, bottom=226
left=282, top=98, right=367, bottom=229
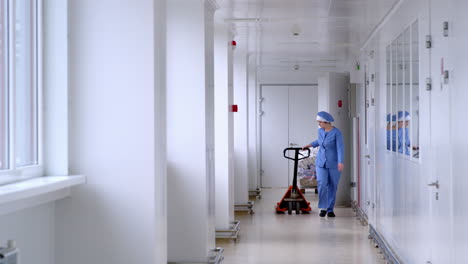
left=301, top=145, right=309, bottom=150
left=338, top=163, right=344, bottom=172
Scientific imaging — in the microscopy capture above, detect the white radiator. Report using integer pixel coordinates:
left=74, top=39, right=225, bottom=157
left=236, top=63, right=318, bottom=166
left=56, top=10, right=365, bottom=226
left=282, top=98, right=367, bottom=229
left=0, top=241, right=18, bottom=264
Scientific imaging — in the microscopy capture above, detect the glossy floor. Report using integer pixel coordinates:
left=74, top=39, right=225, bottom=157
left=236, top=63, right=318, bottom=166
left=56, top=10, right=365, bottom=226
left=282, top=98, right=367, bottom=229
left=217, top=188, right=385, bottom=264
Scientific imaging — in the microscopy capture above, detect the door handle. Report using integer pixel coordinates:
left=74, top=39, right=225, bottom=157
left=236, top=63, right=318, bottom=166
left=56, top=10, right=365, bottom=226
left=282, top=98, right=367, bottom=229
left=290, top=143, right=298, bottom=146
left=364, top=155, right=370, bottom=158
left=427, top=180, right=439, bottom=189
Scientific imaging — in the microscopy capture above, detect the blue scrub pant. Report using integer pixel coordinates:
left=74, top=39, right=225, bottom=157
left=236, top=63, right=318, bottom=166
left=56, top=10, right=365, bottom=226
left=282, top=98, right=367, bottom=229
left=316, top=166, right=341, bottom=212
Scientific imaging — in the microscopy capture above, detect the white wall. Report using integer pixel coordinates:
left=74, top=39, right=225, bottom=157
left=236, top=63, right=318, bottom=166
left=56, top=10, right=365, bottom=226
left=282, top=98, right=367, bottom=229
left=0, top=204, right=55, bottom=264
left=166, top=0, right=216, bottom=262
left=449, top=2, right=468, bottom=263
left=56, top=1, right=164, bottom=264
left=154, top=0, right=168, bottom=262
left=258, top=70, right=319, bottom=85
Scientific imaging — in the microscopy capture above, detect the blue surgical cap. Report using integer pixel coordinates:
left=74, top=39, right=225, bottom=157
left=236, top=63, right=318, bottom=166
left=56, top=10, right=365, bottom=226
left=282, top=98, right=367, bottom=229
left=386, top=114, right=391, bottom=122
left=397, top=111, right=410, bottom=121
left=316, top=111, right=334, bottom=122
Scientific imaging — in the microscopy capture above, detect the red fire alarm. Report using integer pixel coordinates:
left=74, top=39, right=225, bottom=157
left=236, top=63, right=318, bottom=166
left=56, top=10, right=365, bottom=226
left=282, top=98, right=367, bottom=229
left=338, top=100, right=343, bottom=108
left=231, top=40, right=237, bottom=46
left=231, top=105, right=238, bottom=112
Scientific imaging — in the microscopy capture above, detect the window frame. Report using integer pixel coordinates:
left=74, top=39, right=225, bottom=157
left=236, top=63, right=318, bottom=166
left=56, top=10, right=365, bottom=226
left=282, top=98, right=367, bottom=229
left=385, top=18, right=420, bottom=161
left=0, top=0, right=43, bottom=185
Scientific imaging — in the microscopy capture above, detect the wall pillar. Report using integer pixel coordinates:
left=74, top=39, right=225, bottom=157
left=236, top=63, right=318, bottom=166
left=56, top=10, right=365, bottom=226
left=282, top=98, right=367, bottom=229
left=166, top=0, right=217, bottom=262
left=233, top=31, right=250, bottom=205
left=214, top=20, right=234, bottom=230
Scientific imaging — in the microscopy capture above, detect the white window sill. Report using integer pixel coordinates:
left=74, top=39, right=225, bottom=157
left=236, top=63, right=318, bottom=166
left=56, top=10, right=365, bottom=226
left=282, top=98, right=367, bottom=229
left=0, top=175, right=86, bottom=215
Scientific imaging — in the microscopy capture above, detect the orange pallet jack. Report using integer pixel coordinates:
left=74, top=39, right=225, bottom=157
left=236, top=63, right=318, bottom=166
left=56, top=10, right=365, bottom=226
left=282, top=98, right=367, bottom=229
left=276, top=147, right=312, bottom=214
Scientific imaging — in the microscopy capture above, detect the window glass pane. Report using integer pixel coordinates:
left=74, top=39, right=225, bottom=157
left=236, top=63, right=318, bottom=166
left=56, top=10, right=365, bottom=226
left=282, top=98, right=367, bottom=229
left=0, top=0, right=8, bottom=170
left=391, top=38, right=398, bottom=152
left=386, top=46, right=391, bottom=151
left=397, top=34, right=405, bottom=154
left=15, top=0, right=37, bottom=167
left=403, top=28, right=411, bottom=156
left=412, top=20, right=420, bottom=158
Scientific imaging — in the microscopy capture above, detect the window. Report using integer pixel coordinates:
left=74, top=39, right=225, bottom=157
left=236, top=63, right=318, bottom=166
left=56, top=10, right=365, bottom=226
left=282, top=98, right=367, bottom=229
left=0, top=0, right=41, bottom=182
left=1, top=0, right=7, bottom=170
left=386, top=20, right=420, bottom=159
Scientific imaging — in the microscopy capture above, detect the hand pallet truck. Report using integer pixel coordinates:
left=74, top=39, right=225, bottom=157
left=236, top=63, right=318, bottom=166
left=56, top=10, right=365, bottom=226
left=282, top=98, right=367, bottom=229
left=275, top=147, right=312, bottom=214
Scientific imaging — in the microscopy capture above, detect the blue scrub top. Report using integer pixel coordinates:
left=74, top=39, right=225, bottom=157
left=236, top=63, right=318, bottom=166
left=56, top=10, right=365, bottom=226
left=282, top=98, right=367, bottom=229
left=386, top=129, right=391, bottom=150
left=397, top=127, right=411, bottom=155
left=311, top=127, right=344, bottom=169
left=391, top=129, right=397, bottom=152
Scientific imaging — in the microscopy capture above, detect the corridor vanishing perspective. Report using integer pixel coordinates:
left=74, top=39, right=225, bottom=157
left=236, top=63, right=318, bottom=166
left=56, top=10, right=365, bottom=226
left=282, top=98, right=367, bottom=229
left=1, top=0, right=468, bottom=264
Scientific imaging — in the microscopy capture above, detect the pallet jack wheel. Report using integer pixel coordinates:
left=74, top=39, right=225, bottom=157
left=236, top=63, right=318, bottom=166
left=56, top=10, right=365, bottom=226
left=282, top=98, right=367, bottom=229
left=295, top=202, right=301, bottom=214
left=288, top=202, right=293, bottom=214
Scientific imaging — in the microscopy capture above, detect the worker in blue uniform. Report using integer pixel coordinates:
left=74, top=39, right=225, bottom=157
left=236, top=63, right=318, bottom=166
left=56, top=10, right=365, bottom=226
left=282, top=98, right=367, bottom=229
left=397, top=111, right=411, bottom=155
left=302, top=111, right=344, bottom=217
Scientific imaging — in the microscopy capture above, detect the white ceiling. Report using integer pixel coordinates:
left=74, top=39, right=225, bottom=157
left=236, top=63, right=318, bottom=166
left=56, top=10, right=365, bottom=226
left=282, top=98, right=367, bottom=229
left=219, top=0, right=398, bottom=71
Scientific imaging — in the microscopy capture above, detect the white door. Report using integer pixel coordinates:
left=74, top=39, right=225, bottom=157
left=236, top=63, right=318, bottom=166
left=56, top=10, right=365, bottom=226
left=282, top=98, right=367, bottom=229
left=364, top=57, right=377, bottom=225
left=260, top=86, right=289, bottom=188
left=428, top=0, right=453, bottom=262
left=261, top=85, right=318, bottom=188
left=288, top=86, right=318, bottom=182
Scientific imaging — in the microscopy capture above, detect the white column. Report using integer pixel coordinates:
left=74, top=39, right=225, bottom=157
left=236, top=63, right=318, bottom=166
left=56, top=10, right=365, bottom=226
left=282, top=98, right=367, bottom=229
left=59, top=1, right=161, bottom=264
left=233, top=34, right=250, bottom=205
left=166, top=0, right=217, bottom=262
left=214, top=20, right=234, bottom=230
left=247, top=53, right=259, bottom=192
left=154, top=0, right=167, bottom=262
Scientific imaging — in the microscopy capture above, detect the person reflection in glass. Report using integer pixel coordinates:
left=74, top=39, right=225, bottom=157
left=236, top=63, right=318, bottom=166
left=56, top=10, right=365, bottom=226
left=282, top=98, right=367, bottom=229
left=386, top=114, right=392, bottom=150
left=390, top=114, right=397, bottom=152
left=397, top=111, right=411, bottom=155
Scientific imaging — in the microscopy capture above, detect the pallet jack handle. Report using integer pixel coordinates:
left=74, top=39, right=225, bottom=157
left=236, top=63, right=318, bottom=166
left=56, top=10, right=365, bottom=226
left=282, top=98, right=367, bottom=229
left=283, top=147, right=310, bottom=161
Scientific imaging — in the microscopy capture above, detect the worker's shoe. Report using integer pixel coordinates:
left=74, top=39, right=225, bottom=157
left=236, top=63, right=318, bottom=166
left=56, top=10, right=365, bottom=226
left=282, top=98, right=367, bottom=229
left=319, top=210, right=327, bottom=217
left=327, top=211, right=336, bottom=217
